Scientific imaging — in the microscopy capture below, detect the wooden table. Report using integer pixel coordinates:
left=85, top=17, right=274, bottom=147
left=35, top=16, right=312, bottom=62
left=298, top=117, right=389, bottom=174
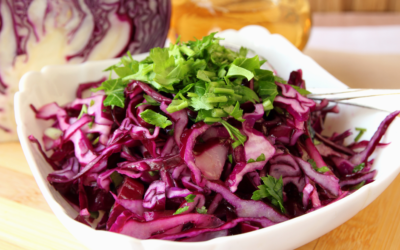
left=1, top=13, right=400, bottom=250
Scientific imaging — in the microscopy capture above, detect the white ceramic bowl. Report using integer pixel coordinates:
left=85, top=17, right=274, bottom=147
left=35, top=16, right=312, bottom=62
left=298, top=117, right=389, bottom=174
left=14, top=26, right=400, bottom=250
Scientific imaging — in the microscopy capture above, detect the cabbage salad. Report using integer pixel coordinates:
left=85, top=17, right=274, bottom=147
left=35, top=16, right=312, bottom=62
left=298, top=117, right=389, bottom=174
left=31, top=33, right=399, bottom=241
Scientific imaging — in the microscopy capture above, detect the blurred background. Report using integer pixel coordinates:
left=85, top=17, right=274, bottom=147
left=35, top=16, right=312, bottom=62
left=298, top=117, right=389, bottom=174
left=306, top=0, right=400, bottom=89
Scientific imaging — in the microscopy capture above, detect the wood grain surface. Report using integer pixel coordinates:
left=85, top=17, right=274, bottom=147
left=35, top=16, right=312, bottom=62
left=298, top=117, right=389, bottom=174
left=1, top=13, right=400, bottom=250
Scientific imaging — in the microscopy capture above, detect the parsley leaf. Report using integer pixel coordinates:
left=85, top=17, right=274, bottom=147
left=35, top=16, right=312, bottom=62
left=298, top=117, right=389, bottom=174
left=174, top=206, right=189, bottom=215
left=313, top=139, right=321, bottom=145
left=185, top=194, right=196, bottom=203
left=257, top=71, right=278, bottom=112
left=315, top=166, right=331, bottom=173
left=354, top=127, right=367, bottom=142
left=139, top=109, right=172, bottom=128
left=220, top=120, right=247, bottom=148
left=136, top=94, right=160, bottom=108
left=247, top=159, right=256, bottom=163
left=252, top=175, right=286, bottom=213
left=110, top=172, right=124, bottom=187
left=195, top=110, right=213, bottom=123
left=257, top=153, right=266, bottom=161
left=194, top=82, right=207, bottom=96
left=166, top=99, right=189, bottom=113
left=92, top=79, right=127, bottom=108
left=223, top=102, right=244, bottom=122
left=191, top=96, right=214, bottom=111
left=262, top=99, right=273, bottom=112
left=114, top=65, right=135, bottom=78
left=197, top=70, right=215, bottom=82
left=349, top=180, right=366, bottom=190
left=89, top=211, right=99, bottom=219
left=274, top=76, right=287, bottom=84
left=92, top=136, right=99, bottom=145
left=308, top=159, right=317, bottom=169
left=254, top=69, right=274, bottom=81
left=235, top=85, right=259, bottom=104
left=247, top=153, right=266, bottom=163
left=258, top=81, right=278, bottom=99
left=308, top=159, right=330, bottom=173
left=187, top=32, right=218, bottom=57
left=226, top=64, right=254, bottom=81
left=174, top=83, right=194, bottom=99
left=231, top=56, right=260, bottom=73
left=239, top=47, right=248, bottom=57
left=292, top=85, right=311, bottom=96
left=228, top=154, right=233, bottom=163
left=353, top=163, right=365, bottom=173
left=196, top=206, right=208, bottom=214
left=150, top=47, right=181, bottom=87
left=77, top=104, right=88, bottom=120
left=148, top=171, right=158, bottom=177
left=144, top=94, right=160, bottom=106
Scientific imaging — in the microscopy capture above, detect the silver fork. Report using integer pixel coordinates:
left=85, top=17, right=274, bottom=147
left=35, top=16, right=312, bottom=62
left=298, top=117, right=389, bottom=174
left=307, top=88, right=400, bottom=113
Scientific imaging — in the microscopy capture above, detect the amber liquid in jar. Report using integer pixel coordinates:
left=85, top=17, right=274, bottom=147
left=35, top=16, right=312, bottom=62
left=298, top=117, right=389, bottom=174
left=169, top=0, right=312, bottom=50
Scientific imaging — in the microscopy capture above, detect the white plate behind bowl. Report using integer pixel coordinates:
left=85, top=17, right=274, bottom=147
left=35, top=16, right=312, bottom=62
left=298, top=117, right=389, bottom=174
left=14, top=26, right=400, bottom=250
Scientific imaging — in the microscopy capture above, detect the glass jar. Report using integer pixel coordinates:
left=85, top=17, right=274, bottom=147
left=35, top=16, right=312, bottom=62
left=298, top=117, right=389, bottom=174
left=168, top=0, right=312, bottom=50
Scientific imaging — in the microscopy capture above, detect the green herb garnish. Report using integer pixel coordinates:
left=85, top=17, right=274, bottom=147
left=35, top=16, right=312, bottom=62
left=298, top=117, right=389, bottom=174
left=247, top=153, right=266, bottom=163
left=92, top=79, right=127, bottom=108
left=252, top=175, right=286, bottom=213
left=139, top=109, right=172, bottom=129
left=227, top=154, right=233, bottom=163
left=89, top=211, right=99, bottom=219
left=77, top=104, right=88, bottom=120
left=349, top=180, right=366, bottom=190
left=353, top=163, right=365, bottom=173
left=110, top=172, right=124, bottom=187
left=174, top=206, right=189, bottom=215
left=196, top=206, right=208, bottom=214
left=307, top=159, right=330, bottom=173
left=93, top=32, right=309, bottom=148
left=354, top=127, right=367, bottom=142
left=220, top=120, right=247, bottom=148
left=185, top=194, right=196, bottom=203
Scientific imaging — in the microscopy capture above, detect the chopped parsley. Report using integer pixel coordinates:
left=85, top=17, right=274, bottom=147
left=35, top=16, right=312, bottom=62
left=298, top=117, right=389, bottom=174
left=139, top=110, right=172, bottom=129
left=92, top=79, right=127, bottom=108
left=196, top=206, right=208, bottom=214
left=110, top=172, right=124, bottom=187
left=252, top=175, right=286, bottom=213
left=353, top=163, right=365, bottom=173
left=185, top=194, right=196, bottom=203
left=307, top=159, right=330, bottom=173
left=349, top=180, right=366, bottom=190
left=247, top=153, right=266, bottom=163
left=354, top=127, right=367, bottom=142
left=77, top=104, right=88, bottom=120
left=174, top=206, right=189, bottom=215
left=93, top=32, right=311, bottom=149
left=227, top=154, right=233, bottom=163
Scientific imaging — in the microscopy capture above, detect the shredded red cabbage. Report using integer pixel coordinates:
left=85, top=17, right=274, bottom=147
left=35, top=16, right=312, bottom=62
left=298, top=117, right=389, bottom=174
left=31, top=72, right=399, bottom=242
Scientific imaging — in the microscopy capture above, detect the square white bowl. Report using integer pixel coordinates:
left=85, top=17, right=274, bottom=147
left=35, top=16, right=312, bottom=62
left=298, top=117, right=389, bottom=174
left=14, top=26, right=400, bottom=250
